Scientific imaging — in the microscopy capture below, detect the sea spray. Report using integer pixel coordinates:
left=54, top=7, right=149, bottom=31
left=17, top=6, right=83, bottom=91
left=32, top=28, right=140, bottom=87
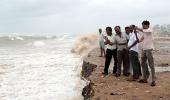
left=71, top=34, right=98, bottom=57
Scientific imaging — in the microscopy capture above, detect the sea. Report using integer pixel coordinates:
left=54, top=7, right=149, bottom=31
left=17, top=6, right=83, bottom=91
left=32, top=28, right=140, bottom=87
left=0, top=33, right=87, bottom=100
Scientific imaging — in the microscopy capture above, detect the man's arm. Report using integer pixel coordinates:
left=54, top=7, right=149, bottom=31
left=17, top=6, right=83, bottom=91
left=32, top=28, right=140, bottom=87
left=128, top=40, right=138, bottom=50
left=104, top=40, right=109, bottom=45
left=140, top=35, right=144, bottom=42
left=135, top=27, right=145, bottom=42
left=107, top=39, right=116, bottom=45
left=136, top=27, right=143, bottom=32
left=104, top=37, right=115, bottom=45
left=134, top=31, right=139, bottom=43
left=104, top=37, right=108, bottom=45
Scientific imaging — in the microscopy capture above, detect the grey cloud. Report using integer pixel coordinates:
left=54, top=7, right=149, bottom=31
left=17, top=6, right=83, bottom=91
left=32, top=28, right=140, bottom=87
left=0, top=0, right=170, bottom=34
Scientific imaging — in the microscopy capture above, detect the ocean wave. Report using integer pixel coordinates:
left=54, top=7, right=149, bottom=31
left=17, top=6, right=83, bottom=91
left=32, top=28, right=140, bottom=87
left=0, top=36, right=86, bottom=100
left=25, top=41, right=46, bottom=47
left=0, top=34, right=75, bottom=45
left=71, top=34, right=98, bottom=57
left=8, top=36, right=25, bottom=41
left=15, top=36, right=25, bottom=40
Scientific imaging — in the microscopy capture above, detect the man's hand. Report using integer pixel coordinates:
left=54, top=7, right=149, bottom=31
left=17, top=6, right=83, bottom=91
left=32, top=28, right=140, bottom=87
left=104, top=37, right=109, bottom=45
left=107, top=40, right=113, bottom=45
left=104, top=37, right=114, bottom=45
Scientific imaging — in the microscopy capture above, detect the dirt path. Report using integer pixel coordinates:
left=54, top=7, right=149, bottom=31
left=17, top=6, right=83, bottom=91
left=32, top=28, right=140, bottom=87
left=83, top=48, right=170, bottom=100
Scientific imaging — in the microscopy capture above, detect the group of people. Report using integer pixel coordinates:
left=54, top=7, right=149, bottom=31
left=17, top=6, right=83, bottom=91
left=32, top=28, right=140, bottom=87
left=98, top=20, right=156, bottom=86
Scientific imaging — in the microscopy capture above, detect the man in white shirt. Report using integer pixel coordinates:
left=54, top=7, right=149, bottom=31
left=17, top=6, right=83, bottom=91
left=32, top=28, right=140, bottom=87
left=136, top=20, right=156, bottom=86
left=127, top=25, right=142, bottom=81
left=98, top=28, right=105, bottom=57
left=102, top=27, right=117, bottom=75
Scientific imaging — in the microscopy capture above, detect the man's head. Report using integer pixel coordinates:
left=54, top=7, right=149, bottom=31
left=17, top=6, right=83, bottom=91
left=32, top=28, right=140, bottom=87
left=129, top=25, right=136, bottom=32
left=106, top=27, right=112, bottom=36
left=125, top=26, right=130, bottom=35
left=142, top=20, right=150, bottom=29
left=99, top=28, right=102, bottom=34
left=114, top=26, right=121, bottom=35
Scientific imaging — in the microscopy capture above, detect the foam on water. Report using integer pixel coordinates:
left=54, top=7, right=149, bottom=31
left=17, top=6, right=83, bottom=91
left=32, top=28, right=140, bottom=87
left=33, top=41, right=46, bottom=47
left=15, top=36, right=25, bottom=41
left=0, top=34, right=86, bottom=100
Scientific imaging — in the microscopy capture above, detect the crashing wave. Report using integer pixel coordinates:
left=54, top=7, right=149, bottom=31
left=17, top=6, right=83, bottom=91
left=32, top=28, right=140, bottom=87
left=71, top=34, right=98, bottom=57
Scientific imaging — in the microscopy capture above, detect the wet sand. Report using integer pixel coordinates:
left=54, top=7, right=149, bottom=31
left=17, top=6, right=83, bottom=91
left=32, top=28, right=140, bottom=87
left=82, top=38, right=170, bottom=100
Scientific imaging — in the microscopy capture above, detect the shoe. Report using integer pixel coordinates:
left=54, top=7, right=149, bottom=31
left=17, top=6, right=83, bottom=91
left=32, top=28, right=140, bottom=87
left=112, top=71, right=116, bottom=75
left=127, top=77, right=138, bottom=81
left=115, top=73, right=120, bottom=77
left=133, top=76, right=139, bottom=79
left=123, top=73, right=130, bottom=77
left=138, top=79, right=148, bottom=83
left=150, top=81, right=156, bottom=86
left=102, top=72, right=108, bottom=75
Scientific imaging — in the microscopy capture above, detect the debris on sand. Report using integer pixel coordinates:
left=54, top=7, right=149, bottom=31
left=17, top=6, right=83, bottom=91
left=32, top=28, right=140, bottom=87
left=110, top=91, right=126, bottom=95
left=145, top=90, right=151, bottom=93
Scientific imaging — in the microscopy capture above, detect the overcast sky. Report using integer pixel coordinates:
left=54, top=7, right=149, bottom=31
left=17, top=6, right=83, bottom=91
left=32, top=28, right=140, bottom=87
left=0, top=0, right=170, bottom=34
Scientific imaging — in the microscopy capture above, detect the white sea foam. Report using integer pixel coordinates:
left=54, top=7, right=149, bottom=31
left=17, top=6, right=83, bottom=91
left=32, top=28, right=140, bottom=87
left=33, top=41, right=46, bottom=47
left=0, top=34, right=86, bottom=100
left=15, top=36, right=24, bottom=40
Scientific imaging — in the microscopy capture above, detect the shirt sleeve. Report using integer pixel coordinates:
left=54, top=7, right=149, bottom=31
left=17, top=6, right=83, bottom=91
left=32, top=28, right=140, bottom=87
left=143, top=28, right=153, bottom=33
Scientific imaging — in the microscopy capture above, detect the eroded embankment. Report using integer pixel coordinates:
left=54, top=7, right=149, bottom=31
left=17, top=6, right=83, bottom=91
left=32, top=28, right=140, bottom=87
left=81, top=61, right=97, bottom=99
left=70, top=34, right=98, bottom=100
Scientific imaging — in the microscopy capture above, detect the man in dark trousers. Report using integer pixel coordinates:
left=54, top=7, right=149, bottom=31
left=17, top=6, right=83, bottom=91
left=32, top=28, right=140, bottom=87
left=127, top=25, right=142, bottom=81
left=115, top=26, right=130, bottom=77
left=102, top=27, right=117, bottom=75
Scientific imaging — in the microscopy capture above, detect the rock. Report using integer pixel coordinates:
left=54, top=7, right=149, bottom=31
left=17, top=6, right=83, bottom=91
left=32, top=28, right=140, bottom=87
left=81, top=61, right=97, bottom=78
left=82, top=81, right=95, bottom=99
left=82, top=61, right=97, bottom=99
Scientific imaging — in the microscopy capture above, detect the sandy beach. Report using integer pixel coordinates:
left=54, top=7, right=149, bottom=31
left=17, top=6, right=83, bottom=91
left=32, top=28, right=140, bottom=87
left=82, top=38, right=170, bottom=100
